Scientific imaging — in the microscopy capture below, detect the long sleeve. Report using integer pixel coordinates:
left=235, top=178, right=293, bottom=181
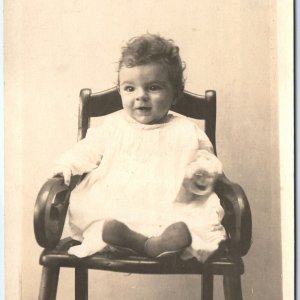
left=54, top=126, right=107, bottom=175
left=192, top=122, right=223, bottom=171
left=193, top=122, right=214, bottom=153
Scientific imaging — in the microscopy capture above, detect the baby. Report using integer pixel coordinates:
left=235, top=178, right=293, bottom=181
left=51, top=34, right=226, bottom=261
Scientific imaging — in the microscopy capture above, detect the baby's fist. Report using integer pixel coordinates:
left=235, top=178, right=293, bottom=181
left=50, top=165, right=72, bottom=186
left=183, top=151, right=222, bottom=196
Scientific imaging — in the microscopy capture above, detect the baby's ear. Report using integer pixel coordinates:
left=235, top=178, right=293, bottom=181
left=171, top=94, right=179, bottom=106
left=172, top=90, right=184, bottom=106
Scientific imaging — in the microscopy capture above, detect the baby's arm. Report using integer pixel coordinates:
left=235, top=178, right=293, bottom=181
left=51, top=164, right=73, bottom=186
left=194, top=123, right=215, bottom=154
left=51, top=127, right=105, bottom=185
left=185, top=123, right=223, bottom=195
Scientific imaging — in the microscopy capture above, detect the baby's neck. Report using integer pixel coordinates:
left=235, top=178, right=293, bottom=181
left=150, top=113, right=169, bottom=125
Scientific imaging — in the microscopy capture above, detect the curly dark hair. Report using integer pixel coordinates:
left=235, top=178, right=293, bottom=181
left=118, top=34, right=186, bottom=97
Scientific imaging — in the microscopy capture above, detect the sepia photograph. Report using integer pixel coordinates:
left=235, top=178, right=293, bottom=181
left=5, top=1, right=294, bottom=299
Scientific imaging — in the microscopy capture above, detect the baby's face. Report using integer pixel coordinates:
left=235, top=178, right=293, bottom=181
left=119, top=63, right=175, bottom=124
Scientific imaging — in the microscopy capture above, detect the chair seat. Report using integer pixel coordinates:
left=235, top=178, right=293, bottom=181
left=40, top=238, right=244, bottom=276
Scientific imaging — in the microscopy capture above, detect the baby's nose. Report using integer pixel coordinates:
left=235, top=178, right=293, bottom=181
left=135, top=88, right=148, bottom=101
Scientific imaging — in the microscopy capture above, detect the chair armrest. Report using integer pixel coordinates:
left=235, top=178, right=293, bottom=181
left=215, top=175, right=252, bottom=257
left=34, top=176, right=79, bottom=249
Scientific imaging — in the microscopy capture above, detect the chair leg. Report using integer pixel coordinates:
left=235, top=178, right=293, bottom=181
left=201, top=272, right=214, bottom=300
left=38, top=266, right=60, bottom=300
left=75, top=267, right=88, bottom=300
left=223, top=273, right=243, bottom=300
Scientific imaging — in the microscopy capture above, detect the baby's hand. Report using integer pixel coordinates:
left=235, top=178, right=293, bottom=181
left=183, top=151, right=222, bottom=196
left=50, top=165, right=72, bottom=186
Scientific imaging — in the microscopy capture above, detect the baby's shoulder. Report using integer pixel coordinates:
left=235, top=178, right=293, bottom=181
left=102, top=110, right=124, bottom=124
left=168, top=112, right=203, bottom=133
left=85, top=110, right=124, bottom=138
left=92, top=110, right=124, bottom=129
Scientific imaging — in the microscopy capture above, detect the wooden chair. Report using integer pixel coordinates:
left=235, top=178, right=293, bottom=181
left=34, top=88, right=252, bottom=300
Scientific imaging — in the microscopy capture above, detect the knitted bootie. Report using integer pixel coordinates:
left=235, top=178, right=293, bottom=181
left=102, top=219, right=148, bottom=254
left=144, top=222, right=192, bottom=258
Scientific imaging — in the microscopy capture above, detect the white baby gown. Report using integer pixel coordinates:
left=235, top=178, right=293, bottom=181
left=55, top=110, right=227, bottom=261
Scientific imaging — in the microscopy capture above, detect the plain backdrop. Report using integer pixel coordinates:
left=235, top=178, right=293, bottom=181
left=5, top=0, right=293, bottom=299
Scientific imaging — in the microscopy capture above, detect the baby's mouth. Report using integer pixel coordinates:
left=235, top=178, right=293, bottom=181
left=136, top=107, right=151, bottom=112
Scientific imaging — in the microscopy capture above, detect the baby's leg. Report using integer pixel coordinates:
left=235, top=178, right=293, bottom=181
left=102, top=219, right=148, bottom=254
left=144, top=222, right=192, bottom=258
left=68, top=221, right=106, bottom=258
left=100, top=219, right=192, bottom=258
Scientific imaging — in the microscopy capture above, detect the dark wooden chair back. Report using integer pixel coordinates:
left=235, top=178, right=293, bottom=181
left=78, top=87, right=217, bottom=153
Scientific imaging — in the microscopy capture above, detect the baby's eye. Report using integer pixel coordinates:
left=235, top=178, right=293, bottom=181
left=149, top=85, right=162, bottom=91
left=124, top=86, right=135, bottom=92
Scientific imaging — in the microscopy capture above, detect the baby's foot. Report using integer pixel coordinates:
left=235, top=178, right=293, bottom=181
left=68, top=222, right=107, bottom=258
left=102, top=219, right=148, bottom=254
left=68, top=241, right=105, bottom=258
left=144, top=222, right=192, bottom=258
left=68, top=244, right=93, bottom=258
